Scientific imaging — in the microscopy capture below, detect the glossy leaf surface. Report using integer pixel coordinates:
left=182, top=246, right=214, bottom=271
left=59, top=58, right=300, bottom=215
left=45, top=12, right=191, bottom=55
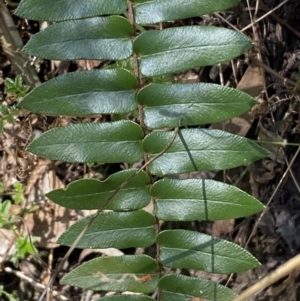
left=27, top=121, right=144, bottom=163
left=133, top=26, right=253, bottom=76
left=58, top=211, right=156, bottom=249
left=159, top=274, right=237, bottom=301
left=138, top=83, right=256, bottom=128
left=61, top=255, right=159, bottom=293
left=152, top=178, right=264, bottom=220
left=47, top=170, right=150, bottom=211
left=134, top=0, right=241, bottom=25
left=143, top=128, right=268, bottom=176
left=96, top=296, right=155, bottom=301
left=15, top=0, right=127, bottom=21
left=157, top=230, right=260, bottom=273
left=23, top=16, right=133, bottom=60
left=135, top=0, right=240, bottom=25
left=19, top=69, right=138, bottom=116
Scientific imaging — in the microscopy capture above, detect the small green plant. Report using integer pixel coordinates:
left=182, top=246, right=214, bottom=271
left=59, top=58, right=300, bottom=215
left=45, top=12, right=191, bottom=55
left=10, top=182, right=24, bottom=205
left=4, top=75, right=29, bottom=100
left=0, top=75, right=29, bottom=132
left=0, top=285, right=23, bottom=301
left=15, top=0, right=269, bottom=300
left=0, top=182, right=38, bottom=266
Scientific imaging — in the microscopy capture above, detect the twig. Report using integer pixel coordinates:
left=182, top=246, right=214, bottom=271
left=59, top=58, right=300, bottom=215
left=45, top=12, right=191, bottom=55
left=284, top=156, right=300, bottom=194
left=241, top=0, right=289, bottom=32
left=213, top=12, right=241, bottom=34
left=249, top=56, right=296, bottom=88
left=232, top=253, right=300, bottom=301
left=4, top=267, right=69, bottom=301
left=230, top=147, right=300, bottom=299
left=0, top=0, right=40, bottom=88
left=259, top=0, right=300, bottom=39
left=4, top=0, right=18, bottom=6
left=245, top=147, right=300, bottom=251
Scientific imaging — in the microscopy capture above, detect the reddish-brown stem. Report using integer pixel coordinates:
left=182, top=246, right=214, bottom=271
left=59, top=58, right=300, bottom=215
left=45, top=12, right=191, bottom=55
left=127, top=3, right=164, bottom=299
left=127, top=1, right=145, bottom=130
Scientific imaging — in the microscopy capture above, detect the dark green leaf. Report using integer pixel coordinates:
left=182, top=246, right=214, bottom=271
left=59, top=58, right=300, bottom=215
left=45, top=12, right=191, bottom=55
left=6, top=115, right=15, bottom=124
left=143, top=128, right=268, bottom=176
left=27, top=121, right=144, bottom=163
left=96, top=296, right=155, bottom=301
left=159, top=274, right=237, bottom=301
left=19, top=69, right=138, bottom=116
left=0, top=105, right=9, bottom=115
left=23, top=16, right=133, bottom=60
left=133, top=26, right=253, bottom=76
left=47, top=169, right=150, bottom=211
left=58, top=210, right=156, bottom=249
left=152, top=178, right=264, bottom=221
left=0, top=118, right=3, bottom=133
left=16, top=0, right=127, bottom=21
left=1, top=200, right=11, bottom=217
left=138, top=83, right=256, bottom=128
left=61, top=255, right=159, bottom=293
left=134, top=0, right=241, bottom=25
left=157, top=230, right=261, bottom=273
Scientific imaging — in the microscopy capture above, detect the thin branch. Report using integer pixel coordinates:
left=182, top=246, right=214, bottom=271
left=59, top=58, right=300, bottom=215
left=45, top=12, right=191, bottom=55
left=128, top=0, right=145, bottom=130
left=241, top=0, right=289, bottom=32
left=38, top=126, right=180, bottom=301
left=258, top=1, right=300, bottom=39
left=245, top=147, right=300, bottom=249
left=0, top=0, right=40, bottom=88
left=250, top=56, right=296, bottom=88
left=4, top=267, right=69, bottom=301
left=232, top=253, right=300, bottom=301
